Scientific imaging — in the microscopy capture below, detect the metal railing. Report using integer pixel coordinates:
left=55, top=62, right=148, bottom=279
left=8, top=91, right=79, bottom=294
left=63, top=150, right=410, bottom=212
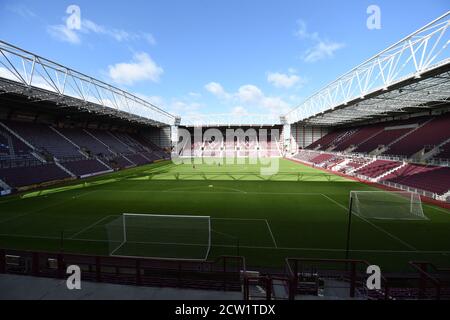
left=0, top=248, right=245, bottom=292
left=409, top=261, right=450, bottom=300
left=285, top=258, right=391, bottom=300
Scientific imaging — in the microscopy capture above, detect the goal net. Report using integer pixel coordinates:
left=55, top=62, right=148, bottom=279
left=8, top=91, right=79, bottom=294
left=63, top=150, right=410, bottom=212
left=349, top=191, right=428, bottom=220
left=106, top=213, right=211, bottom=260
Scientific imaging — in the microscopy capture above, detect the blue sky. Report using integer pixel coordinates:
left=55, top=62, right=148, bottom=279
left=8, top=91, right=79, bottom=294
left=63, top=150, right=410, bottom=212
left=0, top=0, right=448, bottom=120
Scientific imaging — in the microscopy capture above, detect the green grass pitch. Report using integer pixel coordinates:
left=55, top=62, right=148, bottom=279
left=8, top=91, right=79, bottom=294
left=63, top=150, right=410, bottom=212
left=0, top=158, right=449, bottom=272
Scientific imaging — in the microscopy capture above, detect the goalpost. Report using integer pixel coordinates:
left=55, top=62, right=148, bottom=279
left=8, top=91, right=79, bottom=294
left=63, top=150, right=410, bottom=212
left=349, top=191, right=427, bottom=220
left=345, top=190, right=427, bottom=260
left=106, top=213, right=211, bottom=261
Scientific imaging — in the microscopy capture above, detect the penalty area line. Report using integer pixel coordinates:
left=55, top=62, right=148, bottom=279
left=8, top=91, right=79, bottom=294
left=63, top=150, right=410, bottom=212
left=68, top=215, right=119, bottom=239
left=0, top=233, right=448, bottom=254
left=265, top=219, right=278, bottom=248
left=321, top=193, right=417, bottom=251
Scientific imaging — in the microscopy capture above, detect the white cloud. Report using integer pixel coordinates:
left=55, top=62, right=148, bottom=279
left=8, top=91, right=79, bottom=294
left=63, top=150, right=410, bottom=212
left=171, top=100, right=202, bottom=113
left=188, top=92, right=202, bottom=99
left=267, top=72, right=301, bottom=88
left=135, top=94, right=166, bottom=106
left=108, top=52, right=163, bottom=85
left=295, top=19, right=344, bottom=63
left=48, top=12, right=156, bottom=46
left=295, top=19, right=319, bottom=41
left=142, top=33, right=157, bottom=46
left=205, top=82, right=231, bottom=99
left=231, top=106, right=249, bottom=116
left=204, top=81, right=291, bottom=115
left=303, top=40, right=345, bottom=63
left=237, top=85, right=263, bottom=103
left=260, top=96, right=290, bottom=114
left=6, top=4, right=37, bottom=19
left=47, top=25, right=81, bottom=44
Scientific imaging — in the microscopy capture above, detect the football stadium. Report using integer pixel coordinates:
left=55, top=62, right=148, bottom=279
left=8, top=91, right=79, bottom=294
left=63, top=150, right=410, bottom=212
left=0, top=1, right=449, bottom=304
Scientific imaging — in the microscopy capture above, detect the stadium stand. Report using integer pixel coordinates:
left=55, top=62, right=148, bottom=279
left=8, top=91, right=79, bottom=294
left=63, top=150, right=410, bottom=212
left=86, top=129, right=133, bottom=154
left=385, top=114, right=450, bottom=157
left=307, top=130, right=345, bottom=150
left=310, top=153, right=334, bottom=165
left=354, top=160, right=402, bottom=179
left=0, top=119, right=168, bottom=192
left=382, top=164, right=450, bottom=195
left=0, top=124, right=37, bottom=166
left=332, top=126, right=383, bottom=151
left=0, top=163, right=70, bottom=188
left=435, top=141, right=450, bottom=160
left=354, top=127, right=413, bottom=154
left=291, top=112, right=450, bottom=200
left=4, top=121, right=83, bottom=160
left=62, top=158, right=110, bottom=177
left=56, top=127, right=114, bottom=157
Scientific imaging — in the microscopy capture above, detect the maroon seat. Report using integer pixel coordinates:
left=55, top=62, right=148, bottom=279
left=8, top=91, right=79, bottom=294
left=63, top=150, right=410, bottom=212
left=56, top=128, right=113, bottom=157
left=435, top=141, right=450, bottom=160
left=310, top=153, right=334, bottom=164
left=383, top=164, right=450, bottom=195
left=5, top=121, right=82, bottom=160
left=385, top=114, right=450, bottom=157
left=333, top=126, right=383, bottom=151
left=63, top=159, right=110, bottom=177
left=0, top=163, right=70, bottom=188
left=354, top=160, right=401, bottom=178
left=354, top=128, right=412, bottom=153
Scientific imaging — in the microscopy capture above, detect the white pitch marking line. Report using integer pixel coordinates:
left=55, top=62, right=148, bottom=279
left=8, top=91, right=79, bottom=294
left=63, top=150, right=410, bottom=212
left=211, top=217, right=267, bottom=221
left=265, top=219, right=278, bottom=248
left=93, top=189, right=323, bottom=196
left=69, top=215, right=118, bottom=239
left=1, top=233, right=449, bottom=254
left=321, top=193, right=417, bottom=251
left=424, top=204, right=450, bottom=215
left=110, top=241, right=127, bottom=256
left=162, top=185, right=247, bottom=194
left=0, top=197, right=72, bottom=224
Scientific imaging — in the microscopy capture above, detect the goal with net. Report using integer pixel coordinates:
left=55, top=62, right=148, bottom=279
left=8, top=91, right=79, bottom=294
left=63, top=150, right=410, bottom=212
left=349, top=191, right=428, bottom=220
left=106, top=213, right=211, bottom=260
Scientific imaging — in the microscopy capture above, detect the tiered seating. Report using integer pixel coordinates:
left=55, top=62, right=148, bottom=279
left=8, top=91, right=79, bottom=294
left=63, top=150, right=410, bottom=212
left=354, top=128, right=412, bottom=153
left=354, top=160, right=401, bottom=178
left=110, top=155, right=133, bottom=168
left=142, top=152, right=162, bottom=162
left=338, top=157, right=372, bottom=173
left=333, top=126, right=383, bottom=151
left=0, top=125, right=36, bottom=167
left=307, top=130, right=344, bottom=150
left=435, top=141, right=450, bottom=160
left=0, top=121, right=168, bottom=193
left=0, top=163, right=70, bottom=187
left=87, top=130, right=132, bottom=154
left=293, top=150, right=322, bottom=162
left=5, top=121, right=82, bottom=160
left=56, top=128, right=113, bottom=157
left=323, top=156, right=345, bottom=169
left=132, top=135, right=167, bottom=158
left=62, top=159, right=109, bottom=177
left=327, top=129, right=357, bottom=150
left=382, top=164, right=450, bottom=195
left=126, top=154, right=151, bottom=166
left=112, top=132, right=145, bottom=152
left=310, top=153, right=334, bottom=164
left=385, top=114, right=450, bottom=157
